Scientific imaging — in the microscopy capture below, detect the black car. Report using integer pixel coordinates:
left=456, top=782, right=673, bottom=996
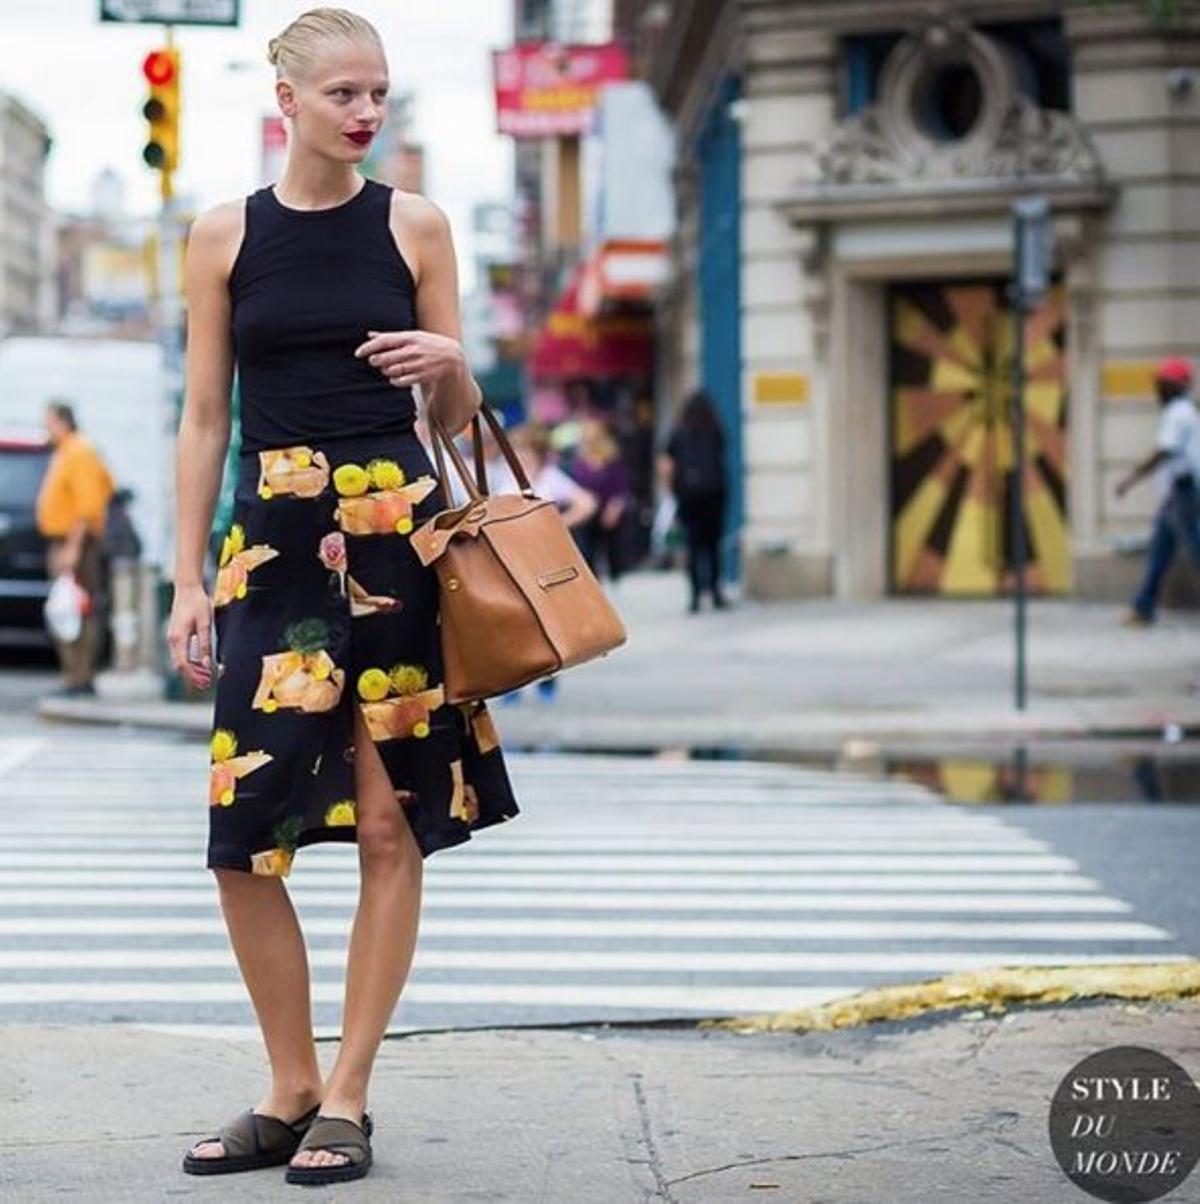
left=0, top=437, right=52, bottom=645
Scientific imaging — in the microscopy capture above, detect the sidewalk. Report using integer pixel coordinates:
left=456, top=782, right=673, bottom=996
left=37, top=573, right=1200, bottom=751
left=4, top=996, right=1198, bottom=1201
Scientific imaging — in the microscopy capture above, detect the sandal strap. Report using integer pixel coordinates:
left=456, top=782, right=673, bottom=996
left=216, top=1104, right=318, bottom=1159
left=294, top=1114, right=373, bottom=1164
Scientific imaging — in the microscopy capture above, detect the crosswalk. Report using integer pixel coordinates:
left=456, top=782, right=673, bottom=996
left=0, top=734, right=1184, bottom=1038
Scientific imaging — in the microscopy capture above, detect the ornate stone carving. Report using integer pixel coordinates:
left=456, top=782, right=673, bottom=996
left=817, top=17, right=1105, bottom=189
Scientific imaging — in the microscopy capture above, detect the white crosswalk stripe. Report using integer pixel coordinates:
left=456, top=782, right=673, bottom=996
left=0, top=733, right=1183, bottom=1037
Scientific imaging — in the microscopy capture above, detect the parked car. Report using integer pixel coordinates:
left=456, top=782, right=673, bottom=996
left=0, top=436, right=51, bottom=645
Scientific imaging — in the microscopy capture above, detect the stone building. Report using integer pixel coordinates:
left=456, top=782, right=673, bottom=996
left=632, top=1, right=1200, bottom=599
left=0, top=91, right=53, bottom=337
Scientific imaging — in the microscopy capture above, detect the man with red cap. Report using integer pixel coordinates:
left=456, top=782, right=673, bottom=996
left=1116, top=357, right=1200, bottom=624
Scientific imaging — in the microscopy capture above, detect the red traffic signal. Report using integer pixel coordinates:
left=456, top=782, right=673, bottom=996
left=142, top=50, right=176, bottom=87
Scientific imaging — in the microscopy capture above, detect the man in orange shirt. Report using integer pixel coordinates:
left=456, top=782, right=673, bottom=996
left=35, top=401, right=115, bottom=695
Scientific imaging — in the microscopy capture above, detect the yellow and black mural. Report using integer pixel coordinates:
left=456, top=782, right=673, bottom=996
left=889, top=280, right=1069, bottom=596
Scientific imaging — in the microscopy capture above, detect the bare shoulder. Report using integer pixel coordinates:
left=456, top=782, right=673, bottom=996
left=388, top=189, right=450, bottom=238
left=187, top=198, right=246, bottom=281
left=386, top=190, right=453, bottom=289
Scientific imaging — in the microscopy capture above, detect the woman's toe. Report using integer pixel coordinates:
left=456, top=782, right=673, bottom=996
left=191, top=1140, right=225, bottom=1159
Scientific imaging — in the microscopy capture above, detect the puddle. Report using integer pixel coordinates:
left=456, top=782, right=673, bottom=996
left=512, top=741, right=1200, bottom=806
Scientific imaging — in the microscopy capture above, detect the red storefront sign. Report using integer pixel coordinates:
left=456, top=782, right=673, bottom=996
left=492, top=41, right=629, bottom=138
left=529, top=264, right=653, bottom=381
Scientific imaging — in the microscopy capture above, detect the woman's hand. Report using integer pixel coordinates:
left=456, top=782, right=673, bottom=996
left=167, top=582, right=214, bottom=690
left=600, top=497, right=626, bottom=530
left=354, top=329, right=465, bottom=389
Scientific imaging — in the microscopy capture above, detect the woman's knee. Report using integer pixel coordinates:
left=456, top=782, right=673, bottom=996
left=357, top=812, right=420, bottom=870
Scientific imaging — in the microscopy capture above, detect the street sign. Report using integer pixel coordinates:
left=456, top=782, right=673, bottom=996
left=1014, top=194, right=1053, bottom=303
left=100, top=0, right=239, bottom=26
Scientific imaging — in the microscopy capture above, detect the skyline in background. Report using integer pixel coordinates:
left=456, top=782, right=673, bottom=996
left=0, top=1, right=521, bottom=289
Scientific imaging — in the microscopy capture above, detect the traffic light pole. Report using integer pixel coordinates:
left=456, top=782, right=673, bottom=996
left=155, top=25, right=186, bottom=691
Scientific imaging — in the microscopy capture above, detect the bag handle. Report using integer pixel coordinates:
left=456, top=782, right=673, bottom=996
left=429, top=397, right=536, bottom=508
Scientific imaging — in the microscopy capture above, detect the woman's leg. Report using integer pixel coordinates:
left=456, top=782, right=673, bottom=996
left=705, top=513, right=727, bottom=605
left=291, top=703, right=424, bottom=1170
left=187, top=870, right=323, bottom=1158
left=682, top=519, right=704, bottom=610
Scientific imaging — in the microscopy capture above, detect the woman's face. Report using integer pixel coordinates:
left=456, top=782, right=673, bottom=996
left=279, top=40, right=390, bottom=164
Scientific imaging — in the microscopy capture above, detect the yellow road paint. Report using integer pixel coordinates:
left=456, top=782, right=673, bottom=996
left=702, top=961, right=1200, bottom=1034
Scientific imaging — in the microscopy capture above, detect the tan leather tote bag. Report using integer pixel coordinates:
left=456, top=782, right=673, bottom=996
left=409, top=403, right=627, bottom=704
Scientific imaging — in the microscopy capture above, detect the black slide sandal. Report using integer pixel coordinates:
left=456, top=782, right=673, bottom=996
left=182, top=1103, right=320, bottom=1176
left=285, top=1112, right=374, bottom=1186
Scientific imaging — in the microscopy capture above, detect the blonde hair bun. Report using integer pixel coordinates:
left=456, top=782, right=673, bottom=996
left=267, top=7, right=383, bottom=80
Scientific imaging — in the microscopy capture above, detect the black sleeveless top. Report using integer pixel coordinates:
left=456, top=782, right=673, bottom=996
left=229, top=176, right=418, bottom=452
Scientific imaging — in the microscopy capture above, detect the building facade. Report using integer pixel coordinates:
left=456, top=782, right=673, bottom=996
left=0, top=91, right=53, bottom=337
left=637, top=0, right=1200, bottom=600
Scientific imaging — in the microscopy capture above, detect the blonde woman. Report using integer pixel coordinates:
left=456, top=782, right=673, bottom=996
left=168, top=8, right=520, bottom=1186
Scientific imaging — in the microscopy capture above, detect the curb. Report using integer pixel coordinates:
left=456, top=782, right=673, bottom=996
left=702, top=960, right=1200, bottom=1035
left=34, top=695, right=1200, bottom=749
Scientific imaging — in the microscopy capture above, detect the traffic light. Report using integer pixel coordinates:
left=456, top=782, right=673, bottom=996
left=141, top=48, right=180, bottom=197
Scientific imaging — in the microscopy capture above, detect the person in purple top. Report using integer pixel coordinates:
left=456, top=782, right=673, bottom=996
left=568, top=418, right=632, bottom=582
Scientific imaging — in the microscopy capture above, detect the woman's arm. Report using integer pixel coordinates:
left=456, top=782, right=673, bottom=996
left=166, top=202, right=239, bottom=688
left=545, top=464, right=598, bottom=529
left=355, top=193, right=481, bottom=437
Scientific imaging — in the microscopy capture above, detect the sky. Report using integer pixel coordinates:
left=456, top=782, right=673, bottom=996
left=0, top=0, right=517, bottom=288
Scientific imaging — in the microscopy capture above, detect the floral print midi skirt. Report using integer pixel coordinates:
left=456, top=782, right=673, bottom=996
left=207, top=430, right=520, bottom=877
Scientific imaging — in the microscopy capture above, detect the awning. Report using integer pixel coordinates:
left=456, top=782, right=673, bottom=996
left=528, top=263, right=653, bottom=382
left=578, top=239, right=669, bottom=317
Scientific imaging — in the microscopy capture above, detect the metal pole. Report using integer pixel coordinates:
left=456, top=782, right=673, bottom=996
left=157, top=24, right=184, bottom=690
left=1010, top=215, right=1028, bottom=712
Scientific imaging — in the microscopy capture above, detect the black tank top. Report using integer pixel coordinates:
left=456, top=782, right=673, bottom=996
left=229, top=176, right=418, bottom=452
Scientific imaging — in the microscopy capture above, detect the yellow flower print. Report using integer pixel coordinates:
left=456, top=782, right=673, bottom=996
left=325, top=799, right=357, bottom=827
left=218, top=524, right=245, bottom=568
left=388, top=664, right=428, bottom=695
left=334, top=475, right=436, bottom=536
left=356, top=667, right=391, bottom=702
left=366, top=458, right=406, bottom=491
left=210, top=729, right=237, bottom=762
left=333, top=463, right=371, bottom=497
left=357, top=666, right=445, bottom=743
left=208, top=731, right=272, bottom=808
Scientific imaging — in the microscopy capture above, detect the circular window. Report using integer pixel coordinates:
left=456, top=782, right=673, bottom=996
left=912, top=60, right=985, bottom=142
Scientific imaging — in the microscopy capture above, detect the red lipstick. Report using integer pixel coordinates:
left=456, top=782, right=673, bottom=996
left=345, top=131, right=374, bottom=146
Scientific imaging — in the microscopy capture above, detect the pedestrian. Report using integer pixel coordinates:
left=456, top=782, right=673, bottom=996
left=167, top=8, right=520, bottom=1186
left=496, top=423, right=598, bottom=526
left=569, top=418, right=632, bottom=582
left=34, top=400, right=115, bottom=695
left=102, top=486, right=143, bottom=564
left=493, top=423, right=597, bottom=704
left=1116, top=357, right=1200, bottom=625
left=659, top=388, right=729, bottom=613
